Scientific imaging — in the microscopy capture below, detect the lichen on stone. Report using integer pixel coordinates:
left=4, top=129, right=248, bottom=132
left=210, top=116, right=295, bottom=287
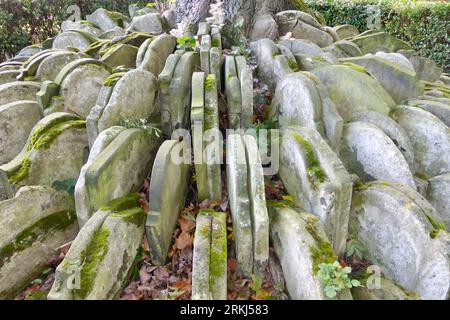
left=205, top=74, right=216, bottom=92
left=288, top=58, right=300, bottom=72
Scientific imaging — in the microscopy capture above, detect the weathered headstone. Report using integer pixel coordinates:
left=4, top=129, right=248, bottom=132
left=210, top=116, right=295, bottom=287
left=280, top=127, right=352, bottom=255
left=339, top=122, right=416, bottom=188
left=146, top=140, right=190, bottom=265
left=312, top=65, right=396, bottom=120
left=0, top=81, right=41, bottom=106
left=0, top=186, right=78, bottom=299
left=49, top=194, right=145, bottom=300
left=0, top=113, right=88, bottom=199
left=351, top=182, right=449, bottom=300
left=427, top=173, right=450, bottom=229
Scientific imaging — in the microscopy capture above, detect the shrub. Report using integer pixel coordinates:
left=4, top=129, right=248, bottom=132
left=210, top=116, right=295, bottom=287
left=306, top=0, right=449, bottom=72
left=0, top=0, right=150, bottom=62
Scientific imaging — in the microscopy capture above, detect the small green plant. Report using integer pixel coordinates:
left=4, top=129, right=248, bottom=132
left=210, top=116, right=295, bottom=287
left=345, top=239, right=366, bottom=260
left=121, top=118, right=162, bottom=138
left=317, top=261, right=361, bottom=298
left=176, top=35, right=196, bottom=51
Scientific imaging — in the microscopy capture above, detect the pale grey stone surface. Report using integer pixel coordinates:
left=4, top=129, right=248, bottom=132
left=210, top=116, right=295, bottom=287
left=407, top=99, right=450, bottom=127
left=75, top=126, right=126, bottom=227
left=101, top=44, right=138, bottom=69
left=87, top=8, right=129, bottom=32
left=427, top=173, right=450, bottom=229
left=0, top=186, right=78, bottom=299
left=49, top=198, right=145, bottom=300
left=280, top=127, right=352, bottom=255
left=83, top=129, right=161, bottom=221
left=0, top=70, right=20, bottom=86
left=351, top=182, right=450, bottom=300
left=332, top=24, right=360, bottom=39
left=50, top=63, right=110, bottom=118
left=276, top=11, right=333, bottom=48
left=97, top=69, right=158, bottom=134
left=146, top=140, right=190, bottom=265
left=340, top=122, right=416, bottom=188
left=0, top=81, right=41, bottom=106
left=0, top=113, right=88, bottom=199
left=250, top=39, right=280, bottom=91
left=312, top=65, right=396, bottom=120
left=270, top=72, right=325, bottom=136
left=350, top=31, right=411, bottom=55
left=52, top=31, right=94, bottom=51
left=348, top=111, right=415, bottom=170
left=243, top=135, right=269, bottom=276
left=137, top=34, right=176, bottom=77
left=127, top=13, right=167, bottom=34
left=226, top=134, right=253, bottom=275
left=393, top=106, right=450, bottom=178
left=0, top=100, right=42, bottom=166
left=342, top=55, right=423, bottom=103
left=269, top=206, right=330, bottom=300
left=399, top=49, right=443, bottom=82
left=35, top=51, right=87, bottom=82
left=191, top=213, right=212, bottom=300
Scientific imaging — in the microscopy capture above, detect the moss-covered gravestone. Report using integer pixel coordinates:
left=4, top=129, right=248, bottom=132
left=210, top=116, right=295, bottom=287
left=269, top=205, right=336, bottom=300
left=77, top=128, right=161, bottom=226
left=279, top=127, right=352, bottom=256
left=0, top=186, right=78, bottom=299
left=146, top=140, right=190, bottom=265
left=192, top=211, right=227, bottom=300
left=136, top=34, right=176, bottom=77
left=49, top=194, right=145, bottom=300
left=160, top=51, right=200, bottom=136
left=0, top=112, right=88, bottom=200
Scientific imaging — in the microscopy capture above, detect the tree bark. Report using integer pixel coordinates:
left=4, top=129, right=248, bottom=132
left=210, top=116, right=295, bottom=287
left=176, top=0, right=296, bottom=34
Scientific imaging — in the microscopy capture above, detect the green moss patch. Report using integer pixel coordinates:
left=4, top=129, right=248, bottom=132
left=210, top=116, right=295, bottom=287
left=31, top=120, right=86, bottom=150
left=304, top=215, right=336, bottom=274
left=342, top=62, right=371, bottom=76
left=104, top=72, right=126, bottom=87
left=8, top=157, right=31, bottom=184
left=101, top=194, right=146, bottom=226
left=76, top=227, right=110, bottom=299
left=0, top=210, right=76, bottom=266
left=288, top=58, right=300, bottom=72
left=292, top=133, right=328, bottom=187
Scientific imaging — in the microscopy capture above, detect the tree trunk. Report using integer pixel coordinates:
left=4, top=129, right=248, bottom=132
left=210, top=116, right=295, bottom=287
left=176, top=0, right=296, bottom=34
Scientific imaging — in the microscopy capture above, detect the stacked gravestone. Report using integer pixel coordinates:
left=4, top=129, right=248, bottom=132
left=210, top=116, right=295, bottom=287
left=49, top=194, right=145, bottom=300
left=0, top=186, right=78, bottom=299
left=37, top=58, right=111, bottom=118
left=86, top=68, right=159, bottom=146
left=191, top=72, right=222, bottom=201
left=279, top=127, right=352, bottom=256
left=192, top=211, right=227, bottom=300
left=224, top=55, right=253, bottom=129
left=226, top=134, right=269, bottom=276
left=158, top=51, right=200, bottom=136
left=0, top=112, right=88, bottom=200
left=75, top=128, right=161, bottom=227
left=145, top=140, right=190, bottom=265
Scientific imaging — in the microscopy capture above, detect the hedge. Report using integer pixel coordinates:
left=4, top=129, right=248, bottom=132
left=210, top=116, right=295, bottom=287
left=0, top=0, right=150, bottom=61
left=306, top=0, right=449, bottom=72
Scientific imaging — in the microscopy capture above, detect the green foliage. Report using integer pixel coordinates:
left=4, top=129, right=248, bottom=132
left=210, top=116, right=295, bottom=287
left=317, top=261, right=361, bottom=298
left=176, top=35, right=196, bottom=51
left=121, top=117, right=162, bottom=138
left=52, top=178, right=77, bottom=197
left=345, top=239, right=367, bottom=260
left=306, top=0, right=450, bottom=72
left=0, top=0, right=149, bottom=62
